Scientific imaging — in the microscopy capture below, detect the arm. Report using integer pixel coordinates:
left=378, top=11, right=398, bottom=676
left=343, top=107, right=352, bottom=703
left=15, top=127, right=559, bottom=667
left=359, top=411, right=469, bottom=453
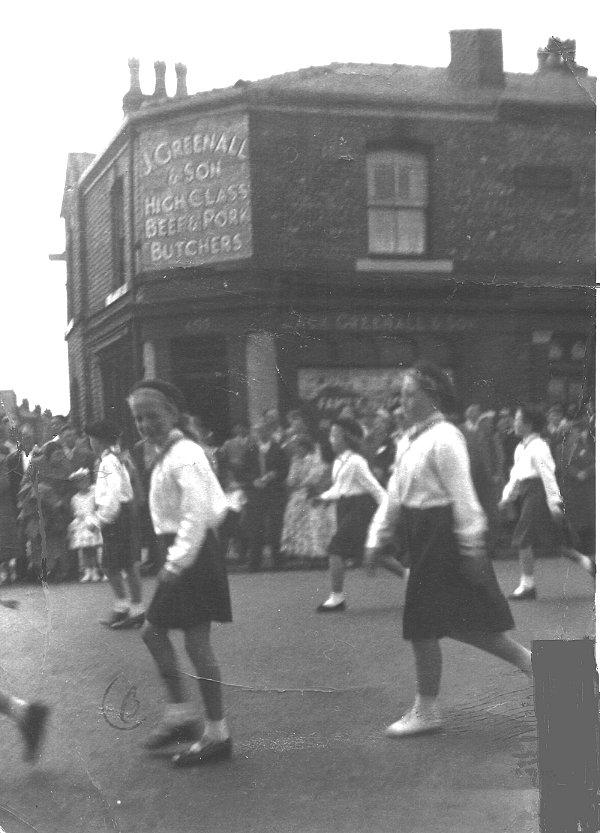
left=433, top=433, right=487, bottom=554
left=531, top=440, right=563, bottom=512
left=164, top=449, right=229, bottom=574
left=92, top=457, right=125, bottom=527
left=350, top=455, right=387, bottom=504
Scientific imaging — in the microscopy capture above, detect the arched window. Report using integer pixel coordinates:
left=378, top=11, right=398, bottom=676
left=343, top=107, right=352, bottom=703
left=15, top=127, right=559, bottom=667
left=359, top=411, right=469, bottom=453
left=366, top=149, right=428, bottom=255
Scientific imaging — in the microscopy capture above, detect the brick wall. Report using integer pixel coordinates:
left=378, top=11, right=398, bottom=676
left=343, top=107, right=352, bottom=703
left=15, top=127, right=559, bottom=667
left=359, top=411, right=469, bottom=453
left=250, top=109, right=595, bottom=275
left=82, top=147, right=133, bottom=314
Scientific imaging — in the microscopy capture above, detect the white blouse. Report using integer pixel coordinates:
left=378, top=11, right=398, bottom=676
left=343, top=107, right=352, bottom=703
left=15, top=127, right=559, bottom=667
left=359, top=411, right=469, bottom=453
left=93, top=448, right=134, bottom=527
left=367, top=420, right=487, bottom=552
left=319, top=450, right=386, bottom=504
left=501, top=434, right=562, bottom=510
left=150, top=437, right=229, bottom=573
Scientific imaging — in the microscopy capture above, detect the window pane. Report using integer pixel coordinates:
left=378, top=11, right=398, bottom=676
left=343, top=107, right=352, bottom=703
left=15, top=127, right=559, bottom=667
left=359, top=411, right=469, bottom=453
left=396, top=154, right=428, bottom=207
left=395, top=209, right=426, bottom=254
left=368, top=209, right=397, bottom=253
left=369, top=162, right=396, bottom=203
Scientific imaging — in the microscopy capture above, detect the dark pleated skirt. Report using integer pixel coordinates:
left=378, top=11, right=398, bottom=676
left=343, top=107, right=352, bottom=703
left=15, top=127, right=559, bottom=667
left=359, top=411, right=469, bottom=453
left=401, top=505, right=515, bottom=641
left=512, top=477, right=570, bottom=551
left=327, top=494, right=377, bottom=561
left=146, top=531, right=232, bottom=630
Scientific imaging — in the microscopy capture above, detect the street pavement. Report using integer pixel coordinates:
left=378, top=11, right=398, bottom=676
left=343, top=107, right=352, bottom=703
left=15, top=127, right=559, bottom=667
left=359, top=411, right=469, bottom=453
left=0, top=558, right=594, bottom=833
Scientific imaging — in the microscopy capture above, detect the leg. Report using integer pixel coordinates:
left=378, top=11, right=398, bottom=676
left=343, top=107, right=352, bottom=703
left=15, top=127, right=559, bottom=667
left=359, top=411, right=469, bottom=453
left=386, top=639, right=443, bottom=737
left=125, top=562, right=143, bottom=605
left=450, top=630, right=532, bottom=677
left=141, top=622, right=198, bottom=749
left=171, top=624, right=232, bottom=767
left=560, top=545, right=595, bottom=577
left=0, top=689, right=49, bottom=761
left=183, top=624, right=224, bottom=722
left=316, top=553, right=346, bottom=611
left=511, top=546, right=537, bottom=599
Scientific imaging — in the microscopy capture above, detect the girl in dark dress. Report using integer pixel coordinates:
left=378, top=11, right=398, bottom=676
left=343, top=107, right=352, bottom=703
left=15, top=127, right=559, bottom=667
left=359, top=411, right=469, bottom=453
left=128, top=379, right=232, bottom=768
left=369, top=363, right=532, bottom=737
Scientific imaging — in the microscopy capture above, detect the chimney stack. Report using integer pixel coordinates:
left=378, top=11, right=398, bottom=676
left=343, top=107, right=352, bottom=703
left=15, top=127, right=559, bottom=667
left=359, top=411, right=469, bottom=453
left=152, top=61, right=168, bottom=100
left=536, top=37, right=588, bottom=76
left=175, top=63, right=188, bottom=98
left=122, top=57, right=144, bottom=115
left=449, top=29, right=505, bottom=88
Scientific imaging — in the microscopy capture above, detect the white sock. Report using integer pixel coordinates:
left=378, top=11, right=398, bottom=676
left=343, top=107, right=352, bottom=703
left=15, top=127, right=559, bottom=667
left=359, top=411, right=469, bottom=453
left=518, top=575, right=535, bottom=590
left=202, top=718, right=229, bottom=742
left=113, top=599, right=129, bottom=613
left=414, top=694, right=439, bottom=713
left=322, top=592, right=345, bottom=607
left=164, top=702, right=195, bottom=726
left=129, top=602, right=145, bottom=616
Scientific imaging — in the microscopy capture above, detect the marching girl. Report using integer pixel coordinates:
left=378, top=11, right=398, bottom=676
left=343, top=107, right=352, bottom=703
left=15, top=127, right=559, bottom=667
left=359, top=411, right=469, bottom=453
left=128, top=379, right=233, bottom=768
left=368, top=363, right=532, bottom=737
left=86, top=421, right=145, bottom=629
left=498, top=404, right=594, bottom=601
left=313, top=417, right=386, bottom=612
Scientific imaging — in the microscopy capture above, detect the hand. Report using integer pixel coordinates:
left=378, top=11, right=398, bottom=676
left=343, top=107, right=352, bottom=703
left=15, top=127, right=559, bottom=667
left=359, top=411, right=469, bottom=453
left=549, top=504, right=564, bottom=522
left=158, top=566, right=180, bottom=584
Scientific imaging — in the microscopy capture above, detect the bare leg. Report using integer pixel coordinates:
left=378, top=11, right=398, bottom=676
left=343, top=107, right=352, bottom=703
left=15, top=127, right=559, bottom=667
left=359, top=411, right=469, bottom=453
left=518, top=547, right=535, bottom=580
left=413, top=639, right=442, bottom=697
left=330, top=554, right=345, bottom=593
left=450, top=630, right=532, bottom=677
left=183, top=624, right=224, bottom=722
left=125, top=562, right=143, bottom=605
left=141, top=623, right=186, bottom=703
left=105, top=568, right=127, bottom=602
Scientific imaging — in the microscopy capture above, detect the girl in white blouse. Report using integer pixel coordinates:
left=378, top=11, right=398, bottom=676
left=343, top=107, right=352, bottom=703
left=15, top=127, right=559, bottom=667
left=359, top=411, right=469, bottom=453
left=368, top=363, right=532, bottom=738
left=314, top=417, right=386, bottom=611
left=128, top=379, right=232, bottom=769
left=498, top=404, right=594, bottom=600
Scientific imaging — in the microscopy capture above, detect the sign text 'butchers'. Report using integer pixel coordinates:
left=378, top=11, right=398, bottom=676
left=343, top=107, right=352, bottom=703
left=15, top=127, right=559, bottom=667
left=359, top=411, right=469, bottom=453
left=137, top=114, right=252, bottom=270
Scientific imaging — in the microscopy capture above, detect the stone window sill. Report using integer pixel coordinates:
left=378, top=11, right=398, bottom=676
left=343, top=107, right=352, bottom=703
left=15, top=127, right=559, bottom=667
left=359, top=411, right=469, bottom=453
left=105, top=283, right=129, bottom=307
left=356, top=258, right=453, bottom=274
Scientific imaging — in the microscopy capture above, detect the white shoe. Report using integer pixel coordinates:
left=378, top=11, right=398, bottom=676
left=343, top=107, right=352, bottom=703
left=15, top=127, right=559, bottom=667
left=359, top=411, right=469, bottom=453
left=385, top=706, right=442, bottom=738
left=79, top=570, right=93, bottom=583
left=91, top=570, right=102, bottom=582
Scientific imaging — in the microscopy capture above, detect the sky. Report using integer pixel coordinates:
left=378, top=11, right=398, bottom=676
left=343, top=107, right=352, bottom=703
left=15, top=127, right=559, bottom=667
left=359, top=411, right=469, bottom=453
left=0, top=0, right=596, bottom=414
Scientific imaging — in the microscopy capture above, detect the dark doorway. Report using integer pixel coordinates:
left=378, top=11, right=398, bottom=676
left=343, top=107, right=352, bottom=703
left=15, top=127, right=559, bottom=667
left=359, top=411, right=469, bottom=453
left=99, top=338, right=134, bottom=442
left=170, top=337, right=231, bottom=442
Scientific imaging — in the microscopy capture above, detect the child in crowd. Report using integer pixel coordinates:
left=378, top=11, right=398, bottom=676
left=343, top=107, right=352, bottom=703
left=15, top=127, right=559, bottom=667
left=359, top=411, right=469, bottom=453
left=68, top=468, right=104, bottom=582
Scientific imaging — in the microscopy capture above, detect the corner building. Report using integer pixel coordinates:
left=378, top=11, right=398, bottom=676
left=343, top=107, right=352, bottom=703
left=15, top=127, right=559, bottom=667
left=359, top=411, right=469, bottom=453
left=61, top=31, right=595, bottom=437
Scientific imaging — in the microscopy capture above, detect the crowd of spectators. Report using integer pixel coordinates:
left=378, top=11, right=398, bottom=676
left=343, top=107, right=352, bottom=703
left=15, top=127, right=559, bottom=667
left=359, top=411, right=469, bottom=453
left=0, top=394, right=594, bottom=584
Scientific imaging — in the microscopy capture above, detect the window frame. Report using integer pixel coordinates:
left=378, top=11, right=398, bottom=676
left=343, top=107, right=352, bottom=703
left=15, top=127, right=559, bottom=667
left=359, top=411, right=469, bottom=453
left=365, top=146, right=431, bottom=258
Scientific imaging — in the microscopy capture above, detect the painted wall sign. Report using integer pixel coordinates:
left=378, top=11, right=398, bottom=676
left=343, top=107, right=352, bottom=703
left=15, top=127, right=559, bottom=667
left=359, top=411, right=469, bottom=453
left=136, top=114, right=252, bottom=270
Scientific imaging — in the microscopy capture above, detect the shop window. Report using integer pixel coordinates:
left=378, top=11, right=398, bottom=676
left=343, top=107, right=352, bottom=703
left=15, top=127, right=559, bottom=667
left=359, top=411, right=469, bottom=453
left=366, top=149, right=428, bottom=256
left=110, top=176, right=126, bottom=287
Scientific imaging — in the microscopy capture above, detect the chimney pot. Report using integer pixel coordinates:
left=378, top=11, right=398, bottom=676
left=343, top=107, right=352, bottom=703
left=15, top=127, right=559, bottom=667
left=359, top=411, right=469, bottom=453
left=153, top=60, right=168, bottom=100
left=175, top=63, right=188, bottom=98
left=449, top=29, right=505, bottom=88
left=122, top=57, right=144, bottom=116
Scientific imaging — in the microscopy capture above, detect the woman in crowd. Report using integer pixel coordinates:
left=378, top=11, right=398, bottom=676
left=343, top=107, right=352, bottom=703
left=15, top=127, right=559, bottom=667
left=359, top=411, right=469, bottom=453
left=561, top=416, right=595, bottom=555
left=128, top=379, right=232, bottom=768
left=314, top=417, right=386, bottom=611
left=368, top=362, right=531, bottom=737
left=86, top=420, right=145, bottom=628
left=280, top=433, right=335, bottom=563
left=499, top=404, right=594, bottom=600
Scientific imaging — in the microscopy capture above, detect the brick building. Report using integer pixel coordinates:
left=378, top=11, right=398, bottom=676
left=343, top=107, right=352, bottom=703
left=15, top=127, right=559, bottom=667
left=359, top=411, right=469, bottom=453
left=60, top=30, right=595, bottom=438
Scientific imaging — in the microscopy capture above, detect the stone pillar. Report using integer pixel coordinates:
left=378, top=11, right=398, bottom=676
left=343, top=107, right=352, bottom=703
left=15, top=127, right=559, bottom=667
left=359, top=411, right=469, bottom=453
left=142, top=341, right=157, bottom=378
left=246, top=332, right=279, bottom=425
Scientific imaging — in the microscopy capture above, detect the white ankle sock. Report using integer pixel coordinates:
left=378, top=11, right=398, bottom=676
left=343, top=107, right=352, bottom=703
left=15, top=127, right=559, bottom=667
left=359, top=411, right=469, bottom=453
left=164, top=702, right=195, bottom=726
left=414, top=694, right=439, bottom=713
left=113, top=599, right=129, bottom=613
left=203, top=718, right=229, bottom=742
left=129, top=603, right=145, bottom=616
left=518, top=575, right=535, bottom=590
left=323, top=592, right=345, bottom=607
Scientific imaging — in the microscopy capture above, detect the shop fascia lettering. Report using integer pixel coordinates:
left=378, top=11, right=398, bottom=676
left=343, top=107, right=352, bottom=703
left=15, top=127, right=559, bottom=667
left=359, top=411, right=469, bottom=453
left=287, top=313, right=473, bottom=332
left=141, top=131, right=248, bottom=176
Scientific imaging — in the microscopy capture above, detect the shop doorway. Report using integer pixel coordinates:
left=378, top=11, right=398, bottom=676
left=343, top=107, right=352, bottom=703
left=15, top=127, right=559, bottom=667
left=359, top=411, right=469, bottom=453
left=170, top=337, right=231, bottom=442
left=99, top=338, right=134, bottom=441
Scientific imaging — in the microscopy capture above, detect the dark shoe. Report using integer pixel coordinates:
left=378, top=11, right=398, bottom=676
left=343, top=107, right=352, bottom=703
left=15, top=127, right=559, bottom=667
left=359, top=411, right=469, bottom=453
left=316, top=600, right=346, bottom=613
left=140, top=562, right=160, bottom=577
left=143, top=722, right=199, bottom=750
left=99, top=609, right=129, bottom=627
left=20, top=702, right=50, bottom=762
left=172, top=737, right=233, bottom=768
left=509, top=586, right=537, bottom=601
left=111, top=611, right=145, bottom=630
